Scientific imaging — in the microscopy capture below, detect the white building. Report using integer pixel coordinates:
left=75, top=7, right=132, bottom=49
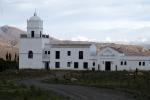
left=19, top=12, right=150, bottom=71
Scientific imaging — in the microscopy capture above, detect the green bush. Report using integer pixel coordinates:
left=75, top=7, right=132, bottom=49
left=0, top=58, right=18, bottom=72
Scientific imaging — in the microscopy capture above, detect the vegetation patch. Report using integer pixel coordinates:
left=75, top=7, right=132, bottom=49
left=0, top=69, right=52, bottom=80
left=43, top=70, right=150, bottom=100
left=0, top=80, right=67, bottom=100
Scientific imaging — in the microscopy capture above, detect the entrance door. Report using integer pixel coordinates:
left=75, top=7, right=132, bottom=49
left=45, top=62, right=49, bottom=70
left=105, top=61, right=111, bottom=71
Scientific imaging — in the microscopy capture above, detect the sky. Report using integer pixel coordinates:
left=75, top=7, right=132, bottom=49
left=0, top=0, right=150, bottom=43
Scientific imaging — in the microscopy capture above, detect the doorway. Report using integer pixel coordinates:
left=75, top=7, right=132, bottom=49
left=105, top=61, right=111, bottom=71
left=45, top=62, right=49, bottom=70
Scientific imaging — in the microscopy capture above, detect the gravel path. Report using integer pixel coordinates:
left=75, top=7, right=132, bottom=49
left=19, top=77, right=135, bottom=100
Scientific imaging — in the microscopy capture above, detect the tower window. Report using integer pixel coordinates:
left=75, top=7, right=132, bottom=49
left=31, top=31, right=34, bottom=38
left=45, top=51, right=47, bottom=54
left=48, top=51, right=50, bottom=54
left=28, top=50, right=33, bottom=59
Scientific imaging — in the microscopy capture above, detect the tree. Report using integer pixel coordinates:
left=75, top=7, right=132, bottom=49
left=6, top=52, right=9, bottom=60
left=8, top=53, right=11, bottom=61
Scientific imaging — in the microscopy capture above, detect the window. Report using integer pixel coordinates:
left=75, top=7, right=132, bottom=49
left=55, top=62, right=60, bottom=68
left=31, top=31, right=34, bottom=38
left=45, top=51, right=47, bottom=54
left=28, top=50, right=33, bottom=59
left=67, top=51, right=71, bottom=56
left=79, top=51, right=83, bottom=59
left=93, top=62, right=95, bottom=66
left=67, top=62, right=71, bottom=67
left=48, top=51, right=50, bottom=54
left=143, top=62, right=145, bottom=66
left=139, top=62, right=141, bottom=66
left=55, top=51, right=60, bottom=59
left=124, top=61, right=127, bottom=65
left=121, top=61, right=123, bottom=65
left=74, top=62, right=78, bottom=68
left=83, top=62, right=88, bottom=69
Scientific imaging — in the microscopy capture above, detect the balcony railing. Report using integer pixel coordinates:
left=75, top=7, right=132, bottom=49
left=20, top=34, right=49, bottom=38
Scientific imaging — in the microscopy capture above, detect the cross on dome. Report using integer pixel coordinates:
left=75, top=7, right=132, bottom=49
left=34, top=9, right=37, bottom=16
left=28, top=9, right=42, bottom=21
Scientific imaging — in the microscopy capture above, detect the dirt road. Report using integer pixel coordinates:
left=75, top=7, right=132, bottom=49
left=19, top=77, right=135, bottom=100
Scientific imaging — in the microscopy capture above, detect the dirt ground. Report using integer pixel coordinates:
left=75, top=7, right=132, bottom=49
left=19, top=77, right=135, bottom=100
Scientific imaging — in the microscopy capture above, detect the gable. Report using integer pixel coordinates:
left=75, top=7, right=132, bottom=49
left=98, top=47, right=123, bottom=56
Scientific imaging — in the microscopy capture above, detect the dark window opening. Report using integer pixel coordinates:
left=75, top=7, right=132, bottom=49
left=45, top=51, right=47, bottom=54
left=67, top=51, right=71, bottom=56
left=31, top=31, right=34, bottom=38
left=79, top=51, right=83, bottom=59
left=48, top=51, right=50, bottom=54
left=83, top=62, right=88, bottom=69
left=55, top=51, right=60, bottom=59
left=67, top=62, right=71, bottom=67
left=28, top=50, right=33, bottom=59
left=143, top=62, right=145, bottom=66
left=93, top=62, right=95, bottom=66
left=55, top=62, right=60, bottom=68
left=121, top=61, right=123, bottom=65
left=74, top=62, right=78, bottom=68
left=124, top=61, right=127, bottom=65
left=139, top=62, right=141, bottom=66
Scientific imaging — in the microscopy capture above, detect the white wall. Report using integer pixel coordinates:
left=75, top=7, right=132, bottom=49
left=19, top=38, right=49, bottom=69
left=20, top=41, right=150, bottom=71
left=43, top=47, right=92, bottom=70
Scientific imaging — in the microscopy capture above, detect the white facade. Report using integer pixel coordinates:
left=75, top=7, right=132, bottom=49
left=19, top=13, right=150, bottom=71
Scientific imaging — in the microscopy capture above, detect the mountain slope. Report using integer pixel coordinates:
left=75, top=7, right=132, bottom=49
left=0, top=25, right=24, bottom=60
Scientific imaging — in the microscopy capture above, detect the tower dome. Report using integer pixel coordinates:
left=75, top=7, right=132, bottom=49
left=29, top=12, right=42, bottom=21
left=27, top=11, right=43, bottom=37
left=89, top=44, right=97, bottom=56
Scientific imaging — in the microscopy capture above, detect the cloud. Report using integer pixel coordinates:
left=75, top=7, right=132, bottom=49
left=1, top=0, right=150, bottom=44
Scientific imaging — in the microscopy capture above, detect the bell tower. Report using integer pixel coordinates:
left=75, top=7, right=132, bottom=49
left=19, top=11, right=49, bottom=69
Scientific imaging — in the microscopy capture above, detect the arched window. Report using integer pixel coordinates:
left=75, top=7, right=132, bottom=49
left=28, top=50, right=33, bottom=59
